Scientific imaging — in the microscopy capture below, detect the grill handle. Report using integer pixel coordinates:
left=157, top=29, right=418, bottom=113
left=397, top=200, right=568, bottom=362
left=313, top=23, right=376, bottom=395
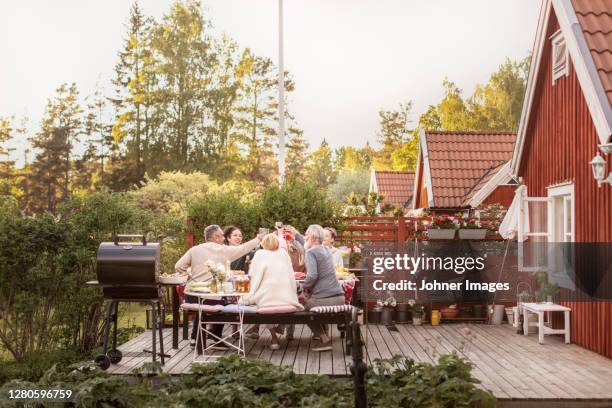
left=114, top=234, right=147, bottom=246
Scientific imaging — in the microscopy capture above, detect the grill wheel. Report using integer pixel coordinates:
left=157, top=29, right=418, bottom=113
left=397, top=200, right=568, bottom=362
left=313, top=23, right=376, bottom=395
left=94, top=354, right=111, bottom=370
left=107, top=349, right=123, bottom=364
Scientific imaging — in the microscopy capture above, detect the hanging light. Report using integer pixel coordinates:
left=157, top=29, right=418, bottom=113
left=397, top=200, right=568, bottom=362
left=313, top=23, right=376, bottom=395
left=589, top=153, right=612, bottom=187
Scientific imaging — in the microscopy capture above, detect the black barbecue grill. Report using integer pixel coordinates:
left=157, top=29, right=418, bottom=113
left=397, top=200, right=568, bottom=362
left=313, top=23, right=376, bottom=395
left=92, top=234, right=166, bottom=370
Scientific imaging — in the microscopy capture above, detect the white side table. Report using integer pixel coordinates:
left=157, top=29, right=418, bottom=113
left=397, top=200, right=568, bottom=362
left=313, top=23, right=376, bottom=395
left=184, top=291, right=248, bottom=361
left=521, top=302, right=571, bottom=344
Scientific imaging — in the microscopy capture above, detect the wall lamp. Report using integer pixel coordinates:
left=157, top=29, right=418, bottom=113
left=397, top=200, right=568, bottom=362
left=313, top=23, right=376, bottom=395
left=590, top=143, right=612, bottom=187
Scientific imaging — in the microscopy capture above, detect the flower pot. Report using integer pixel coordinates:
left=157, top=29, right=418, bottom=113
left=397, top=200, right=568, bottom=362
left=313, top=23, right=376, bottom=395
left=505, top=308, right=514, bottom=325
left=489, top=304, right=505, bottom=325
left=368, top=308, right=381, bottom=324
left=472, top=304, right=486, bottom=318
left=396, top=304, right=410, bottom=323
left=459, top=306, right=472, bottom=317
left=458, top=229, right=487, bottom=240
left=427, top=229, right=456, bottom=240
left=412, top=315, right=423, bottom=325
left=380, top=307, right=394, bottom=326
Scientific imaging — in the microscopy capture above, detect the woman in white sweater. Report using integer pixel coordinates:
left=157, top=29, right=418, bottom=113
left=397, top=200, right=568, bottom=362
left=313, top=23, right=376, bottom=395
left=242, top=233, right=303, bottom=349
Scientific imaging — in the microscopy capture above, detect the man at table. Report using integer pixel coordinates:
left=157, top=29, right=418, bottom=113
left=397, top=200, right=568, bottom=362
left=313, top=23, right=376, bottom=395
left=302, top=224, right=345, bottom=352
left=175, top=224, right=263, bottom=349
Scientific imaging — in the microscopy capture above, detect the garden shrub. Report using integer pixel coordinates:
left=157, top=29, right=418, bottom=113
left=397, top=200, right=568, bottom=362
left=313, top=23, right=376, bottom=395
left=367, top=353, right=496, bottom=408
left=189, top=189, right=261, bottom=241
left=188, top=181, right=344, bottom=242
left=0, top=190, right=173, bottom=362
left=258, top=180, right=344, bottom=235
left=0, top=349, right=89, bottom=384
left=0, top=354, right=495, bottom=407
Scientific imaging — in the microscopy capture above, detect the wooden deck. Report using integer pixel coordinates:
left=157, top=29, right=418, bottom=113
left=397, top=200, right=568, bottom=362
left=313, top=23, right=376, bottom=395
left=108, top=323, right=612, bottom=400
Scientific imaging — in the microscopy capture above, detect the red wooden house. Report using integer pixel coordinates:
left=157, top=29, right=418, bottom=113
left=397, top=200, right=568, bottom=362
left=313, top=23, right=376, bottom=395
left=412, top=130, right=517, bottom=213
left=509, top=0, right=612, bottom=358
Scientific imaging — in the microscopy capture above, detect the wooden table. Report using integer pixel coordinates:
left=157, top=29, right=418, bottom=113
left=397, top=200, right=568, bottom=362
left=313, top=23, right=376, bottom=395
left=522, top=302, right=571, bottom=344
left=160, top=283, right=182, bottom=350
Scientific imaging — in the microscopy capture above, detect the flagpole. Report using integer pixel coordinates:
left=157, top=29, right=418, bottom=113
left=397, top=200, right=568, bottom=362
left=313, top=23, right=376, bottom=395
left=278, top=0, right=286, bottom=185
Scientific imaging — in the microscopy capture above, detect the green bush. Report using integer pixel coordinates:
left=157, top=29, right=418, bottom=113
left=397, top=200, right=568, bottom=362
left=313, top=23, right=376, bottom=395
left=0, top=190, right=172, bottom=362
left=258, top=180, right=344, bottom=235
left=189, top=189, right=261, bottom=241
left=0, top=354, right=495, bottom=407
left=0, top=349, right=88, bottom=385
left=367, top=353, right=496, bottom=407
left=188, top=181, right=344, bottom=242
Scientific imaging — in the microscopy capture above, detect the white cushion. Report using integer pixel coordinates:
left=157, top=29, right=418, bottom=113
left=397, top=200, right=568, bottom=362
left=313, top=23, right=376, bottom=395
left=310, top=305, right=354, bottom=314
left=221, top=304, right=258, bottom=313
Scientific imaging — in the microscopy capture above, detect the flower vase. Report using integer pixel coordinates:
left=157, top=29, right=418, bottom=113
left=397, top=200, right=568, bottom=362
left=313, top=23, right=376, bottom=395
left=210, top=279, right=219, bottom=293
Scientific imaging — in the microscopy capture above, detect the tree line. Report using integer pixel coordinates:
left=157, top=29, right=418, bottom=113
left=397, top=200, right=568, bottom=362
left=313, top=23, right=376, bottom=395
left=0, top=0, right=529, bottom=215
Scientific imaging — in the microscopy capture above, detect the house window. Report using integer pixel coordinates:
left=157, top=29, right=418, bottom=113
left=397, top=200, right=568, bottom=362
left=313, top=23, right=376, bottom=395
left=552, top=31, right=568, bottom=83
left=547, top=183, right=574, bottom=242
left=517, top=184, right=575, bottom=289
left=547, top=183, right=575, bottom=290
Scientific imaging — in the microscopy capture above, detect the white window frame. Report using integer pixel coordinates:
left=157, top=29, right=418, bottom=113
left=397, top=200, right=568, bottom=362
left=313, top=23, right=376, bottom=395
left=546, top=182, right=575, bottom=290
left=518, top=191, right=549, bottom=272
left=551, top=30, right=569, bottom=84
left=547, top=183, right=574, bottom=243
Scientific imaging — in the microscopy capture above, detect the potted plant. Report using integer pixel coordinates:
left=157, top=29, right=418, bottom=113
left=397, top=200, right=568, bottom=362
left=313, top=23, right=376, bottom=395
left=409, top=300, right=424, bottom=325
left=378, top=297, right=397, bottom=326
left=535, top=273, right=559, bottom=304
left=396, top=302, right=411, bottom=323
left=368, top=303, right=382, bottom=324
left=458, top=218, right=487, bottom=240
left=426, top=216, right=457, bottom=240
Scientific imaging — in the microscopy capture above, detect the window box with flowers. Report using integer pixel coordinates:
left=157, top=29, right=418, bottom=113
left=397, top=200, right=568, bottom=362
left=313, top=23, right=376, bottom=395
left=458, top=219, right=487, bottom=240
left=426, top=216, right=457, bottom=240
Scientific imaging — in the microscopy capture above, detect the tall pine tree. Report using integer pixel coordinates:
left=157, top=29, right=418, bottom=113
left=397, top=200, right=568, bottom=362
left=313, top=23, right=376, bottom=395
left=29, top=83, right=83, bottom=214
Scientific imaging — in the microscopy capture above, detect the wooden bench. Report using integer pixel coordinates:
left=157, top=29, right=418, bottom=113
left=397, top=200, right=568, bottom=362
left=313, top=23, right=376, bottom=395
left=182, top=308, right=356, bottom=355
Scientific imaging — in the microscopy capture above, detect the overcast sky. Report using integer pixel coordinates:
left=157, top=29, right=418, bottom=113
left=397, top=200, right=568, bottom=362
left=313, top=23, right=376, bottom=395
left=0, top=0, right=541, bottom=163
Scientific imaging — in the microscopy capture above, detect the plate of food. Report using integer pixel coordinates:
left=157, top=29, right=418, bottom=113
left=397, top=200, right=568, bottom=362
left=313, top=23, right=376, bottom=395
left=159, top=272, right=188, bottom=284
left=335, top=269, right=356, bottom=281
left=185, top=281, right=211, bottom=293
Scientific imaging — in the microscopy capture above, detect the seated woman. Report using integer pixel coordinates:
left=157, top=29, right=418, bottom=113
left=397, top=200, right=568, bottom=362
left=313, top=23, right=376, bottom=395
left=242, top=233, right=303, bottom=350
left=323, top=227, right=344, bottom=269
left=224, top=226, right=257, bottom=273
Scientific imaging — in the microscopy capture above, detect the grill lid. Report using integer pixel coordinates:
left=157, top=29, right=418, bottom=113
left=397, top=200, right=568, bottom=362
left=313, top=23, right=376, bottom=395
left=96, top=234, right=160, bottom=287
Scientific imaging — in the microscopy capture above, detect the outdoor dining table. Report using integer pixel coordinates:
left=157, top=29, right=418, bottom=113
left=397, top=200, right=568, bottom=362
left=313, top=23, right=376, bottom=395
left=184, top=290, right=250, bottom=361
left=160, top=282, right=181, bottom=350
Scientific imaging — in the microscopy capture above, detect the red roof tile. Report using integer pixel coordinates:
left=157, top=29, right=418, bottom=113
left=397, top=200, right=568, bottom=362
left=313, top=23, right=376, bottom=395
left=572, top=0, right=612, bottom=106
left=424, top=131, right=516, bottom=208
left=374, top=171, right=415, bottom=208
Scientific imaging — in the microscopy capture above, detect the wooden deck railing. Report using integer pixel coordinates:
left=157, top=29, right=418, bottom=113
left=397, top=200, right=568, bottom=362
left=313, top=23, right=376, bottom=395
left=338, top=216, right=503, bottom=244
